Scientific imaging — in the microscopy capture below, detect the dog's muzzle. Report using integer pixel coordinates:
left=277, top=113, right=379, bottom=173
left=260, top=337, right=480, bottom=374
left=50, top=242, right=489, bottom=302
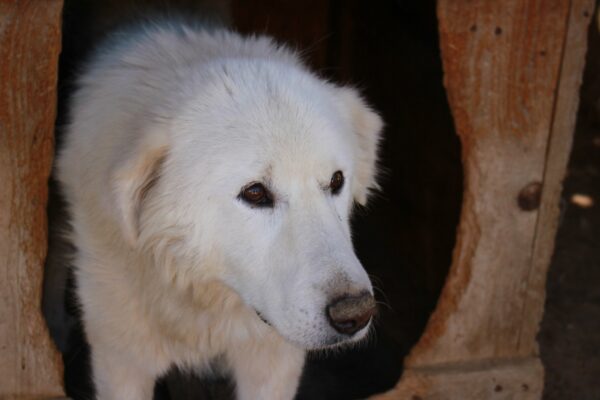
left=326, top=292, right=376, bottom=335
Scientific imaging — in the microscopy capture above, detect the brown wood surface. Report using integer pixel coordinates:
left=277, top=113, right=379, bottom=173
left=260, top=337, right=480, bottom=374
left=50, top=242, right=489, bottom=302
left=519, top=0, right=595, bottom=356
left=374, top=357, right=543, bottom=400
left=373, top=0, right=592, bottom=398
left=0, top=1, right=64, bottom=397
left=415, top=0, right=593, bottom=366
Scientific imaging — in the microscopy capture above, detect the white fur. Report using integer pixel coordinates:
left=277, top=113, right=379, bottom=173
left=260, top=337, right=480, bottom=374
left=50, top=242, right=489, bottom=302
left=57, top=20, right=382, bottom=400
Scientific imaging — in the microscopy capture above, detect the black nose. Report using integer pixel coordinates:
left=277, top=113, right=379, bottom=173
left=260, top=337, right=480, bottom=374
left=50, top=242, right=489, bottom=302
left=326, top=292, right=376, bottom=335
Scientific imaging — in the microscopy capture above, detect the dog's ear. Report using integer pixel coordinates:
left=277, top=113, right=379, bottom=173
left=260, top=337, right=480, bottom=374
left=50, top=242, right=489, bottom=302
left=111, top=130, right=169, bottom=246
left=337, top=87, right=383, bottom=205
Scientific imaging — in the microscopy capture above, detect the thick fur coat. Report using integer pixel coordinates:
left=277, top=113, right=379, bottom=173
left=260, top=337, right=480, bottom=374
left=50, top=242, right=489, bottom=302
left=57, top=20, right=382, bottom=399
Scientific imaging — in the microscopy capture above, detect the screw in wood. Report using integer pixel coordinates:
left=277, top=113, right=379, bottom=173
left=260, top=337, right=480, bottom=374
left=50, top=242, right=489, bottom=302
left=518, top=181, right=543, bottom=211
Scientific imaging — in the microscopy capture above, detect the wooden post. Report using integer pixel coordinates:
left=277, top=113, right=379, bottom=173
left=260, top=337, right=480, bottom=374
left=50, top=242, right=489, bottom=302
left=0, top=1, right=65, bottom=398
left=373, top=0, right=593, bottom=399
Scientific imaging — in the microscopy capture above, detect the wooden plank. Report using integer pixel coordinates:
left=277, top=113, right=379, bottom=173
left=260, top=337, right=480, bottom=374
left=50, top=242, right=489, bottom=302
left=0, top=1, right=65, bottom=398
left=373, top=357, right=543, bottom=400
left=372, top=0, right=592, bottom=398
left=517, top=0, right=594, bottom=355
left=412, top=0, right=591, bottom=366
left=0, top=397, right=69, bottom=400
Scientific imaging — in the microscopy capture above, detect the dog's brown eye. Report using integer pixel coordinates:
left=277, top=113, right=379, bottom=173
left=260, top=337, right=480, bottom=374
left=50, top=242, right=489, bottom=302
left=240, top=183, right=273, bottom=207
left=330, top=171, right=344, bottom=195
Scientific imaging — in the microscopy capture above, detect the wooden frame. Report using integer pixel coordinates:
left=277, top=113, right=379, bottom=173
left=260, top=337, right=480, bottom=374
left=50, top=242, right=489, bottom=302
left=375, top=0, right=593, bottom=398
left=0, top=0, right=592, bottom=399
left=0, top=1, right=65, bottom=399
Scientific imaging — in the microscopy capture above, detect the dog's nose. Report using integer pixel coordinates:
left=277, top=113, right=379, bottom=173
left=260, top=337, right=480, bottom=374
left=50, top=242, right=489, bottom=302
left=326, top=292, right=376, bottom=335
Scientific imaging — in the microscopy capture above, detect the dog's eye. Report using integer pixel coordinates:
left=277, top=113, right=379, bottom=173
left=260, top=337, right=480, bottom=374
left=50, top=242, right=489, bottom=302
left=239, top=183, right=273, bottom=207
left=330, top=171, right=344, bottom=195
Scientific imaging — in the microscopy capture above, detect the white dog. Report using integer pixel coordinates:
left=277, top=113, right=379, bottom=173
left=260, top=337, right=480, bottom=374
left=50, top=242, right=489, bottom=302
left=57, top=19, right=382, bottom=400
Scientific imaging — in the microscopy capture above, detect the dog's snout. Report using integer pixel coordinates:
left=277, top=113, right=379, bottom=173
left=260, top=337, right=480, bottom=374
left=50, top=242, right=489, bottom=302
left=326, top=292, right=376, bottom=335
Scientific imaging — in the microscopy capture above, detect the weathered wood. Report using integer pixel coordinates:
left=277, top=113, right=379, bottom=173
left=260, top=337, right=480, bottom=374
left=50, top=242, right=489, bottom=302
left=0, top=1, right=64, bottom=398
left=374, top=358, right=543, bottom=400
left=518, top=0, right=594, bottom=356
left=0, top=397, right=69, bottom=400
left=419, top=0, right=566, bottom=365
left=372, top=0, right=592, bottom=398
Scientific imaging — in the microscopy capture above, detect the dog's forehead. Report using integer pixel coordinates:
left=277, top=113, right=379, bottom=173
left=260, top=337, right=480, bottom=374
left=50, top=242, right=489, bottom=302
left=177, top=64, right=356, bottom=177
left=227, top=100, right=354, bottom=182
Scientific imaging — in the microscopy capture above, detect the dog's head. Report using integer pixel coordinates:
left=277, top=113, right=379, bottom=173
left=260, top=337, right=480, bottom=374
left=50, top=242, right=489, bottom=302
left=110, top=59, right=382, bottom=349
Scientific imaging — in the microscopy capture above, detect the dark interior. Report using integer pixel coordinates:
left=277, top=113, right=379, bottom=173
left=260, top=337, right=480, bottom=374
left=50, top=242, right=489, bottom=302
left=44, top=1, right=462, bottom=399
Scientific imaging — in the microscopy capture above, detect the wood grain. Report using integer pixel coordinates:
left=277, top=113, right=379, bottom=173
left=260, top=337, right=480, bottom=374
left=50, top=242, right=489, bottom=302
left=414, top=0, right=592, bottom=366
left=373, top=0, right=592, bottom=398
left=373, top=357, right=543, bottom=400
left=518, top=0, right=594, bottom=356
left=0, top=1, right=65, bottom=397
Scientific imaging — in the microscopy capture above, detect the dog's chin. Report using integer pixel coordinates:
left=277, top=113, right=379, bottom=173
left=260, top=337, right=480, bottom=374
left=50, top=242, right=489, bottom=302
left=284, top=326, right=371, bottom=352
left=252, top=308, right=371, bottom=350
left=312, top=329, right=370, bottom=351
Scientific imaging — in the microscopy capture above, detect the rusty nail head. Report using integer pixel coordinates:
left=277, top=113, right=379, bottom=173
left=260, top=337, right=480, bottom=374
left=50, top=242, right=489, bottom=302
left=518, top=182, right=543, bottom=211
